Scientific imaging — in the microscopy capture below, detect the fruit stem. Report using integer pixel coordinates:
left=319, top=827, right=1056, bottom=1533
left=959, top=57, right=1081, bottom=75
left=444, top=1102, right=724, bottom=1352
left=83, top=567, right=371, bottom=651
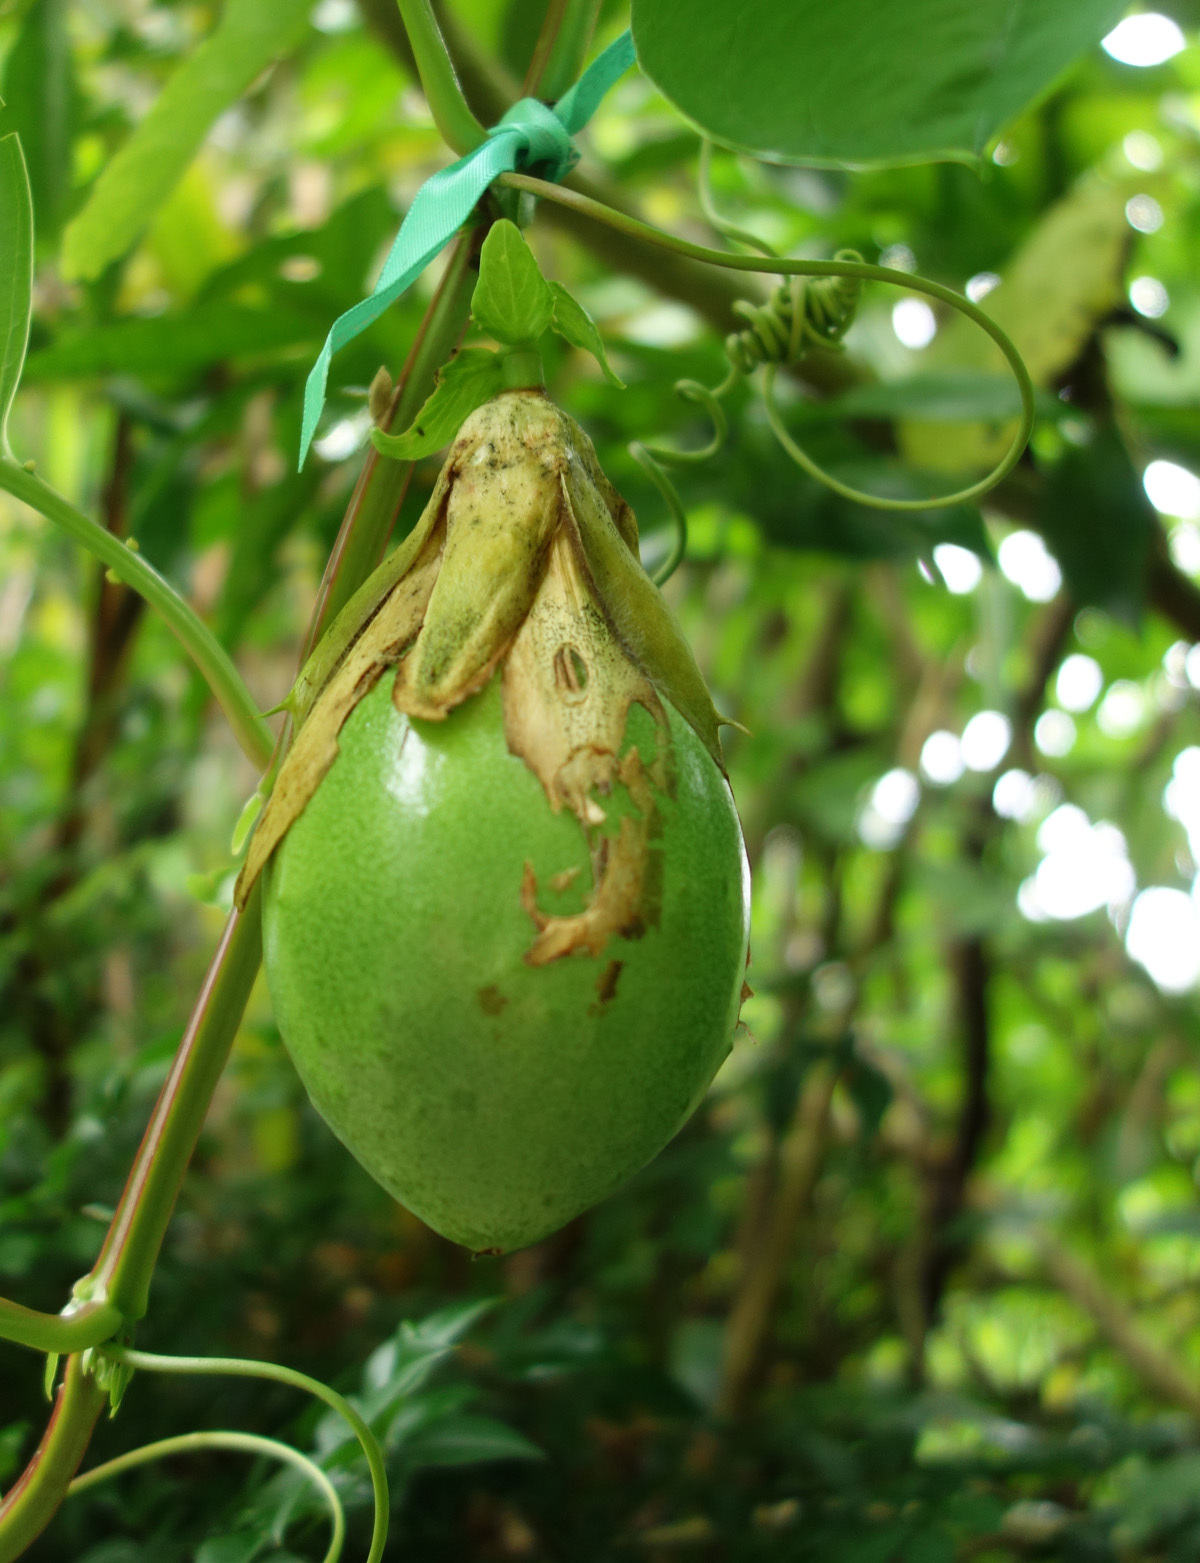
left=501, top=346, right=544, bottom=390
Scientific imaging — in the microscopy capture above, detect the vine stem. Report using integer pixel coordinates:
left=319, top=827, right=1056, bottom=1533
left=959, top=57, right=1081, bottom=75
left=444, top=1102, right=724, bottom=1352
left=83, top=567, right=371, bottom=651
left=0, top=890, right=263, bottom=1561
left=69, top=1431, right=345, bottom=1563
left=0, top=459, right=274, bottom=770
left=498, top=171, right=1037, bottom=502
left=88, top=884, right=264, bottom=1321
left=99, top=1346, right=388, bottom=1563
left=395, top=0, right=484, bottom=155
left=304, top=226, right=481, bottom=648
left=0, top=1357, right=108, bottom=1563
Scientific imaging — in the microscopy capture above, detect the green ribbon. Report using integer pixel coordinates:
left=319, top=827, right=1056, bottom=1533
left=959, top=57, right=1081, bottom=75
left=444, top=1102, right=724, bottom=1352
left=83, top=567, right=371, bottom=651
left=298, top=28, right=637, bottom=468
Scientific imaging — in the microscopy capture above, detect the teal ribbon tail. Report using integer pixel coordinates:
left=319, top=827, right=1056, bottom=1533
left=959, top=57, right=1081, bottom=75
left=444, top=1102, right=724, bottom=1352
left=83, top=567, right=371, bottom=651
left=297, top=28, right=637, bottom=469
left=553, top=30, right=635, bottom=133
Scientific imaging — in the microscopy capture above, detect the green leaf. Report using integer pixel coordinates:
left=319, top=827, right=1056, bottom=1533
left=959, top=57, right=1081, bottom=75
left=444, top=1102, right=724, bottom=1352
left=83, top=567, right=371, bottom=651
left=1037, top=430, right=1154, bottom=626
left=819, top=372, right=1062, bottom=425
left=61, top=0, right=312, bottom=281
left=402, top=1413, right=545, bottom=1469
left=630, top=0, right=1127, bottom=167
left=0, top=133, right=33, bottom=457
left=0, top=0, right=75, bottom=247
left=371, top=349, right=505, bottom=461
left=471, top=220, right=555, bottom=346
left=549, top=282, right=625, bottom=388
left=21, top=303, right=325, bottom=381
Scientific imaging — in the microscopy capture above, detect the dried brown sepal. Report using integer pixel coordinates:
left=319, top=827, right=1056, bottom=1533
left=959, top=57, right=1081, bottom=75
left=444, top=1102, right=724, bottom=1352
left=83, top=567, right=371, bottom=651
left=502, top=509, right=671, bottom=964
left=289, top=461, right=454, bottom=726
left=392, top=393, right=564, bottom=719
left=561, top=415, right=724, bottom=769
left=234, top=523, right=444, bottom=906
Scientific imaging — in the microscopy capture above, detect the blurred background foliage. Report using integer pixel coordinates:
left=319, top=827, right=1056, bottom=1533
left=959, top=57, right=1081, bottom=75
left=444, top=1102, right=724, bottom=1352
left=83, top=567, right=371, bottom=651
left=7, top=1, right=1200, bottom=1559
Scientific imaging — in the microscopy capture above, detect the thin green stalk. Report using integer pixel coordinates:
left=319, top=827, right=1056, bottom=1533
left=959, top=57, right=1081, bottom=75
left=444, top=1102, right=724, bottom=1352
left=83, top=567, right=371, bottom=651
left=102, top=1347, right=389, bottom=1563
left=0, top=1356, right=108, bottom=1563
left=396, top=0, right=484, bottom=154
left=305, top=225, right=481, bottom=644
left=520, top=0, right=569, bottom=97
left=0, top=459, right=274, bottom=770
left=0, top=1295, right=121, bottom=1356
left=498, top=171, right=1037, bottom=502
left=534, top=0, right=602, bottom=102
left=69, top=1431, right=345, bottom=1563
left=91, top=885, right=264, bottom=1323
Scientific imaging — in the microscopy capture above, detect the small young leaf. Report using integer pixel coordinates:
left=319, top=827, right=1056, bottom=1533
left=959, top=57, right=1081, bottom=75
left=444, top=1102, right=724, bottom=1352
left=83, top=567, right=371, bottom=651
left=471, top=220, right=555, bottom=346
left=0, top=133, right=34, bottom=457
left=371, top=350, right=504, bottom=461
left=549, top=281, right=625, bottom=388
left=61, top=0, right=312, bottom=281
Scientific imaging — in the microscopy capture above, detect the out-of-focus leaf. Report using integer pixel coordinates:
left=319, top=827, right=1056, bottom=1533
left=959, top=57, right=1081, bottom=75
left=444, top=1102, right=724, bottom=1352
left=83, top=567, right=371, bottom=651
left=0, top=134, right=33, bottom=455
left=1113, top=1452, right=1200, bottom=1544
left=901, top=176, right=1131, bottom=473
left=198, top=189, right=400, bottom=311
left=1037, top=429, right=1155, bottom=625
left=819, top=371, right=1062, bottom=425
left=400, top=1412, right=544, bottom=1468
left=0, top=0, right=74, bottom=246
left=61, top=0, right=313, bottom=281
left=216, top=468, right=324, bottom=647
left=341, top=1298, right=498, bottom=1431
left=194, top=1536, right=263, bottom=1563
left=22, top=304, right=324, bottom=381
left=718, top=448, right=993, bottom=560
left=630, top=0, right=1126, bottom=167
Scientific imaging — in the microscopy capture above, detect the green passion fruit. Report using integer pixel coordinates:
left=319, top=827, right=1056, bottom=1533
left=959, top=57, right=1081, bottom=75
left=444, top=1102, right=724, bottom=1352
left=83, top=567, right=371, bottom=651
left=262, top=674, right=748, bottom=1253
left=245, top=391, right=751, bottom=1253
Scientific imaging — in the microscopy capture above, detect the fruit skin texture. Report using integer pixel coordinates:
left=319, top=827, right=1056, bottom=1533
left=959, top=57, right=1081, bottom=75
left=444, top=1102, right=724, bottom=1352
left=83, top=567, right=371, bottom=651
left=262, top=673, right=749, bottom=1253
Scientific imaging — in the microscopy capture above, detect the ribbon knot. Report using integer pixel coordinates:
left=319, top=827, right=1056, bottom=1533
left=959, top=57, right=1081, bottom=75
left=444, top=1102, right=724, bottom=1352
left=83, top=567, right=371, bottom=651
left=298, top=29, right=636, bottom=469
left=489, top=98, right=579, bottom=184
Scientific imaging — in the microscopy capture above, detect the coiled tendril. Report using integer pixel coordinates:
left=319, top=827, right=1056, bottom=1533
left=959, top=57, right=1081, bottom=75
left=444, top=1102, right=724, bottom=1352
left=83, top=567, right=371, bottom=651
left=610, top=140, right=1033, bottom=586
left=725, top=263, right=862, bottom=375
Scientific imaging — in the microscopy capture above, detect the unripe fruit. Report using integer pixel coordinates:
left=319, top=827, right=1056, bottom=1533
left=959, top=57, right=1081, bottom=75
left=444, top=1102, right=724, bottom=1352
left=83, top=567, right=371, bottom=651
left=242, top=391, right=750, bottom=1252
left=263, top=675, right=747, bottom=1252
